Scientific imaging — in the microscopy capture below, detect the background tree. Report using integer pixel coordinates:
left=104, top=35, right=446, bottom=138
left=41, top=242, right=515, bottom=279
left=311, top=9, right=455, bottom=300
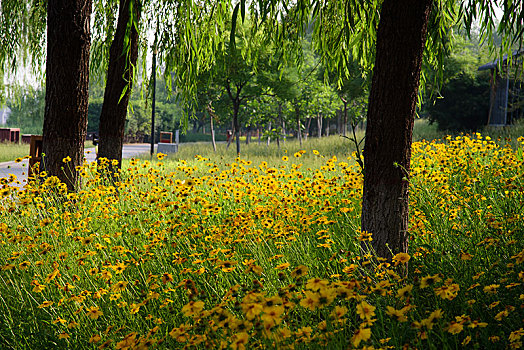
left=424, top=33, right=492, bottom=131
left=5, top=86, right=45, bottom=135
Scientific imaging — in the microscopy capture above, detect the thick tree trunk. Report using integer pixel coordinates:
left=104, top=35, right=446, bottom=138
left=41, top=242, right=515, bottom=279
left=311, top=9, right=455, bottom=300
left=361, top=0, right=432, bottom=260
left=98, top=0, right=141, bottom=169
left=43, top=0, right=91, bottom=191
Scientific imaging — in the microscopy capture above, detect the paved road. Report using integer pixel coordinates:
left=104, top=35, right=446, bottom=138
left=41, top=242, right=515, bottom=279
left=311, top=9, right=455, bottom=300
left=0, top=144, right=155, bottom=187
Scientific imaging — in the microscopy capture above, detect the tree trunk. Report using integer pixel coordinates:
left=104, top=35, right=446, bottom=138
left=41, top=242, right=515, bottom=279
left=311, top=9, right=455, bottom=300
left=208, top=104, right=217, bottom=152
left=266, top=121, right=271, bottom=146
left=361, top=0, right=432, bottom=260
left=98, top=0, right=141, bottom=169
left=226, top=120, right=234, bottom=149
left=246, top=125, right=250, bottom=145
left=317, top=113, right=322, bottom=138
left=42, top=0, right=92, bottom=191
left=305, top=116, right=312, bottom=141
left=233, top=100, right=241, bottom=154
left=295, top=104, right=302, bottom=146
left=343, top=100, right=348, bottom=137
left=277, top=102, right=283, bottom=147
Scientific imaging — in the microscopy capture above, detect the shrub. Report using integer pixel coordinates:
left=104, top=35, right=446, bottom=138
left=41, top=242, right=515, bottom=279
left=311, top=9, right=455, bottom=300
left=426, top=73, right=490, bottom=132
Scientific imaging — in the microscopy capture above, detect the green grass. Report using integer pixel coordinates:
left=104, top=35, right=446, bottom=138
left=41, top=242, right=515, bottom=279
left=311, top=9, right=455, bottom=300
left=0, top=142, right=96, bottom=163
left=154, top=133, right=364, bottom=173
left=0, top=143, right=30, bottom=163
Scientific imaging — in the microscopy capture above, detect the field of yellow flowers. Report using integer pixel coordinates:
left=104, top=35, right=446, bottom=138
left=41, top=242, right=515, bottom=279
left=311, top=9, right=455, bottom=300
left=0, top=134, right=523, bottom=349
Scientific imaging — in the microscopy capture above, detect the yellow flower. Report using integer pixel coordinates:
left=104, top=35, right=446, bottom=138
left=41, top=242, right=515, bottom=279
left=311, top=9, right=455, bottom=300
left=58, top=332, right=70, bottom=339
left=352, top=327, right=371, bottom=347
left=290, top=265, right=309, bottom=279
left=275, top=262, right=290, bottom=270
left=112, top=280, right=128, bottom=293
left=420, top=274, right=442, bottom=288
left=231, top=332, right=249, bottom=350
left=242, top=302, right=263, bottom=320
left=62, top=156, right=71, bottom=163
left=460, top=252, right=473, bottom=260
left=509, top=328, right=524, bottom=342
left=53, top=317, right=67, bottom=325
left=356, top=301, right=376, bottom=320
left=261, top=305, right=284, bottom=327
left=392, top=252, right=410, bottom=266
left=385, top=306, right=409, bottom=322
left=330, top=306, right=348, bottom=320
left=129, top=303, right=141, bottom=315
left=305, top=278, right=328, bottom=291
left=111, top=262, right=126, bottom=274
left=86, top=306, right=103, bottom=320
left=462, top=336, right=472, bottom=346
left=161, top=273, right=174, bottom=284
left=494, top=309, right=509, bottom=321
left=89, top=334, right=102, bottom=343
left=300, top=291, right=319, bottom=311
left=38, top=301, right=53, bottom=308
left=181, top=300, right=205, bottom=318
left=156, top=152, right=166, bottom=160
left=396, top=284, right=413, bottom=299
left=483, top=284, right=500, bottom=294
left=447, top=321, right=464, bottom=334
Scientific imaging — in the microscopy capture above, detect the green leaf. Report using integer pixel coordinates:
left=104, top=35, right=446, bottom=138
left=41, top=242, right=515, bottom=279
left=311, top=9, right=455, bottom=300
left=230, top=3, right=240, bottom=52
left=241, top=0, right=246, bottom=23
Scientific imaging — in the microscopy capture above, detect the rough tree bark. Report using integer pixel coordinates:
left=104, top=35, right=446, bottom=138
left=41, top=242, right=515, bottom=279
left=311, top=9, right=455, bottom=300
left=42, top=0, right=92, bottom=191
left=361, top=0, right=433, bottom=260
left=98, top=0, right=141, bottom=169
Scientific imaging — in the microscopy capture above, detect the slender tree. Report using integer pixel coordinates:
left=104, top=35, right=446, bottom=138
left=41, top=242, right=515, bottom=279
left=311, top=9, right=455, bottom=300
left=42, top=0, right=92, bottom=190
left=97, top=0, right=141, bottom=169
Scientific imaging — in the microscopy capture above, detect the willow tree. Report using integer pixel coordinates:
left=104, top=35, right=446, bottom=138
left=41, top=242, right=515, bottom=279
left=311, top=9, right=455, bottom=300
left=96, top=0, right=141, bottom=168
left=40, top=0, right=92, bottom=190
left=234, top=0, right=523, bottom=259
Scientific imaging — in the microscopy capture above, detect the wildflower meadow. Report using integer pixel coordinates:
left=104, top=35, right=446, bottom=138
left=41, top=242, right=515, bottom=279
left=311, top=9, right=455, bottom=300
left=0, top=134, right=523, bottom=349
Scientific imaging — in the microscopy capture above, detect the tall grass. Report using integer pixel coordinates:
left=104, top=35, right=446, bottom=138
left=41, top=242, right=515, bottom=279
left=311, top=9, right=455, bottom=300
left=0, top=142, right=29, bottom=163
left=0, top=133, right=523, bottom=349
